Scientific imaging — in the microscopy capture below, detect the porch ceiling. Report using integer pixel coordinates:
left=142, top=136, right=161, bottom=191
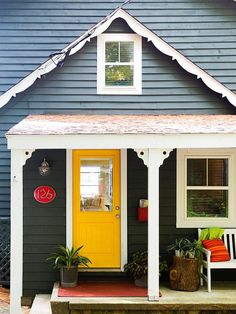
left=6, top=114, right=236, bottom=150
left=7, top=114, right=236, bottom=135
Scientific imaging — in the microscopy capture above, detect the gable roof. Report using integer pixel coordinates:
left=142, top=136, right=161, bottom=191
left=0, top=8, right=236, bottom=109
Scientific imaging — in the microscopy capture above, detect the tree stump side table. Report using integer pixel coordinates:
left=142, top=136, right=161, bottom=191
left=169, top=256, right=200, bottom=291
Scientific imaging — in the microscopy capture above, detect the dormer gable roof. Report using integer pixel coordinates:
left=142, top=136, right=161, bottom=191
left=0, top=8, right=235, bottom=108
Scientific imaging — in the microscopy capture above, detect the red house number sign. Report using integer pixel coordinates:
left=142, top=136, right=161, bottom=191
left=34, top=186, right=56, bottom=203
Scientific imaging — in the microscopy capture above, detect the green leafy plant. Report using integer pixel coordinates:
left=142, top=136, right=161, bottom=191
left=167, top=238, right=202, bottom=259
left=124, top=251, right=168, bottom=280
left=47, top=245, right=91, bottom=269
left=167, top=238, right=188, bottom=257
left=184, top=239, right=202, bottom=259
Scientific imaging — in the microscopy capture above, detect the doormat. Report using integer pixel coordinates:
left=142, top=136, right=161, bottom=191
left=58, top=281, right=147, bottom=297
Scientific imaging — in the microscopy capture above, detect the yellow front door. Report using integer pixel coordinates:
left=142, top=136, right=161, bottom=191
left=73, top=150, right=120, bottom=268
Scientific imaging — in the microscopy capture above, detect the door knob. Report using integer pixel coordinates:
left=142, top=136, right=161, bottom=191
left=115, top=214, right=120, bottom=219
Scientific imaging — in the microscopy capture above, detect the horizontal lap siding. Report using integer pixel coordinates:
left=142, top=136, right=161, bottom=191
left=0, top=15, right=235, bottom=251
left=0, top=0, right=236, bottom=95
left=6, top=27, right=234, bottom=116
left=23, top=149, right=66, bottom=296
left=0, top=1, right=236, bottom=295
left=127, top=149, right=196, bottom=261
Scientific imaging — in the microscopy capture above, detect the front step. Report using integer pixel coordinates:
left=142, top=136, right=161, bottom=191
left=29, top=294, right=51, bottom=314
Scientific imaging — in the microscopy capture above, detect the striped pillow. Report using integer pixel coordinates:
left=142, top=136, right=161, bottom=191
left=202, top=239, right=230, bottom=262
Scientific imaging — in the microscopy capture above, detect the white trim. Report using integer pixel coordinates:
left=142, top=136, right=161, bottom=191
left=10, top=149, right=34, bottom=314
left=136, top=148, right=171, bottom=301
left=97, top=33, right=142, bottom=95
left=1, top=9, right=236, bottom=108
left=177, top=148, right=236, bottom=228
left=120, top=149, right=127, bottom=270
left=7, top=133, right=236, bottom=150
left=147, top=149, right=170, bottom=301
left=66, top=149, right=73, bottom=248
left=148, top=157, right=159, bottom=301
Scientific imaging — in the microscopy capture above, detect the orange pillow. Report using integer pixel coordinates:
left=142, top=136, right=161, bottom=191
left=202, top=239, right=230, bottom=262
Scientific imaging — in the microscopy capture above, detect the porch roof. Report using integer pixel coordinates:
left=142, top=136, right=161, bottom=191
left=7, top=114, right=236, bottom=135
left=7, top=114, right=236, bottom=150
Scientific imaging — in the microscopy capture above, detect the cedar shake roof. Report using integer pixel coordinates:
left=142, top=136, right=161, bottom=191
left=7, top=114, right=236, bottom=135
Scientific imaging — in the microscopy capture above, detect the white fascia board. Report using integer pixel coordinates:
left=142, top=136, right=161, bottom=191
left=6, top=133, right=236, bottom=150
left=0, top=9, right=236, bottom=109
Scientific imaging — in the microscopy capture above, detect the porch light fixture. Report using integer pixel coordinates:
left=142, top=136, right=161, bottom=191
left=38, top=158, right=51, bottom=176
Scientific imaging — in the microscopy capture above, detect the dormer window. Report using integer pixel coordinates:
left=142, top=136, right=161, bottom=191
left=97, top=34, right=142, bottom=94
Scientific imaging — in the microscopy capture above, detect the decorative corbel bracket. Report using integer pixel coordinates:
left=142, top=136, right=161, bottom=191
left=134, top=148, right=173, bottom=167
left=12, top=149, right=35, bottom=182
left=21, top=149, right=35, bottom=167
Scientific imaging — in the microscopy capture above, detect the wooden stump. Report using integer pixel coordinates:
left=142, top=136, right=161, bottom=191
left=169, top=256, right=200, bottom=291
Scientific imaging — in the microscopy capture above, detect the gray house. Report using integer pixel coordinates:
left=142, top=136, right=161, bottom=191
left=1, top=1, right=236, bottom=313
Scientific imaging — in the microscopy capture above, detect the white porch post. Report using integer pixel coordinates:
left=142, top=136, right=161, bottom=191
left=10, top=149, right=34, bottom=314
left=148, top=148, right=172, bottom=300
left=148, top=149, right=160, bottom=301
left=135, top=148, right=172, bottom=301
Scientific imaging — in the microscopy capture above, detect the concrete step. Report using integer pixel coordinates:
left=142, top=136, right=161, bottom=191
left=29, top=294, right=51, bottom=314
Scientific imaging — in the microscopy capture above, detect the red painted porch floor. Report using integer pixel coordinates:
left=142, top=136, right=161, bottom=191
left=58, top=281, right=147, bottom=297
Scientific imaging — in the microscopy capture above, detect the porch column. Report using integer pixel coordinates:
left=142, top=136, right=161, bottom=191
left=10, top=149, right=34, bottom=314
left=135, top=148, right=172, bottom=301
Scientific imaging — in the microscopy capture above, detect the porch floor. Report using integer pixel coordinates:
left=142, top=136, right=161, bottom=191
left=50, top=281, right=236, bottom=312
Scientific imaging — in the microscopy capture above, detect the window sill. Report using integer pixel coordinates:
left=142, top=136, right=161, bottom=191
left=97, top=86, right=142, bottom=95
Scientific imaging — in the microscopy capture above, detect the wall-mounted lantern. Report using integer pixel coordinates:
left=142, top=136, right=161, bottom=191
left=38, top=158, right=51, bottom=176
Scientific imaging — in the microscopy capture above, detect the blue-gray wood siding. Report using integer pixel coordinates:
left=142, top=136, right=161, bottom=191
left=0, top=0, right=236, bottom=96
left=23, top=149, right=66, bottom=296
left=0, top=14, right=235, bottom=295
left=0, top=18, right=235, bottom=218
left=0, top=18, right=235, bottom=215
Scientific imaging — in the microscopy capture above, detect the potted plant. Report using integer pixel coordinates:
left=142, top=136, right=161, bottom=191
left=167, top=238, right=202, bottom=259
left=47, top=245, right=91, bottom=287
left=168, top=238, right=202, bottom=291
left=167, top=238, right=187, bottom=257
left=124, top=251, right=167, bottom=287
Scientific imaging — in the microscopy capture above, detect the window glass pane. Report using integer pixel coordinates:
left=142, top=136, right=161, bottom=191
left=208, top=159, right=228, bottom=186
left=187, top=159, right=206, bottom=186
left=105, top=65, right=133, bottom=86
left=120, top=42, right=134, bottom=62
left=80, top=159, right=113, bottom=212
left=187, top=190, right=228, bottom=218
left=105, top=42, right=119, bottom=62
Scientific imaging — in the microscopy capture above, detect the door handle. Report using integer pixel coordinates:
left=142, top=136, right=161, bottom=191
left=115, top=214, right=120, bottom=219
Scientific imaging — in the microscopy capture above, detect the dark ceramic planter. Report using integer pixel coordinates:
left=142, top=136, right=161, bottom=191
left=60, top=266, right=78, bottom=287
left=134, top=275, right=147, bottom=287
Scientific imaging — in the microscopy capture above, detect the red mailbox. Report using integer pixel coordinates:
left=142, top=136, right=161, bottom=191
left=138, top=207, right=148, bottom=222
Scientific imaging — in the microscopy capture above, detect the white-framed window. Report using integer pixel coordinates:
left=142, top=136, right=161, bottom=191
left=97, top=33, right=142, bottom=95
left=177, top=148, right=236, bottom=228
